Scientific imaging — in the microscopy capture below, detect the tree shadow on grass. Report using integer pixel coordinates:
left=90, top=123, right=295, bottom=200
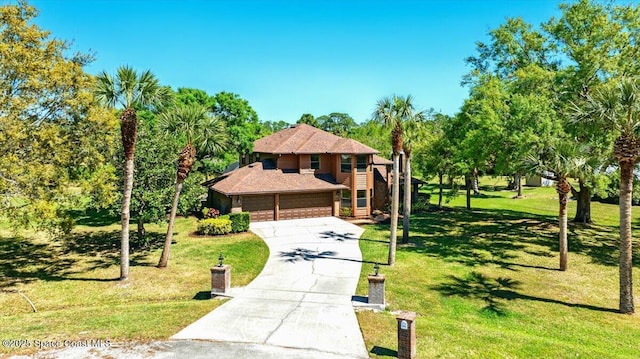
left=433, top=271, right=618, bottom=315
left=67, top=208, right=119, bottom=227
left=0, top=230, right=164, bottom=288
left=405, top=207, right=636, bottom=270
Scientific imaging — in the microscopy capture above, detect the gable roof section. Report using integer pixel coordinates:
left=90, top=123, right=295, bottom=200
left=254, top=123, right=378, bottom=155
left=205, top=161, right=348, bottom=196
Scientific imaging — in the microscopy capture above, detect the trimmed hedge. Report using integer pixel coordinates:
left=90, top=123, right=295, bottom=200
left=229, top=212, right=250, bottom=233
left=197, top=218, right=232, bottom=236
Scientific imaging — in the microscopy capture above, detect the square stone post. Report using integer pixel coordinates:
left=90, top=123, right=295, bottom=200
left=368, top=274, right=386, bottom=306
left=396, top=311, right=417, bottom=359
left=211, top=265, right=231, bottom=297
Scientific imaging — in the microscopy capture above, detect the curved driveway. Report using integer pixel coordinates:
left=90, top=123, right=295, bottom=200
left=172, top=217, right=369, bottom=358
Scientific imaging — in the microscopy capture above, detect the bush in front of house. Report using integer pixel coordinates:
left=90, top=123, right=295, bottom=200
left=197, top=218, right=232, bottom=235
left=201, top=207, right=221, bottom=219
left=228, top=212, right=250, bottom=233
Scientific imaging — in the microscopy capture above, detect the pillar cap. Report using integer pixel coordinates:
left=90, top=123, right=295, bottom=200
left=396, top=311, right=417, bottom=321
left=211, top=265, right=231, bottom=272
left=368, top=274, right=386, bottom=282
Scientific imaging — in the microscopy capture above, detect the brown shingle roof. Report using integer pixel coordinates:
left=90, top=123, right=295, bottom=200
left=206, top=161, right=348, bottom=196
left=254, top=123, right=378, bottom=154
left=372, top=154, right=393, bottom=165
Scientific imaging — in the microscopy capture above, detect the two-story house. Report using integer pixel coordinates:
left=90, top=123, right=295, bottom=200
left=204, top=124, right=379, bottom=222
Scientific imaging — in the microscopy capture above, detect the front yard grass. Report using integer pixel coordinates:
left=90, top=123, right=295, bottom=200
left=0, top=213, right=268, bottom=355
left=357, top=185, right=640, bottom=358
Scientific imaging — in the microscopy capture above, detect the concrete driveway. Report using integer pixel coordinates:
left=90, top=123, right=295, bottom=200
left=172, top=217, right=369, bottom=358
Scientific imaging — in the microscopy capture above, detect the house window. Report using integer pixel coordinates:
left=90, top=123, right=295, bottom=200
left=341, top=155, right=352, bottom=173
left=341, top=190, right=352, bottom=208
left=356, top=155, right=367, bottom=172
left=311, top=154, right=320, bottom=170
left=357, top=190, right=367, bottom=208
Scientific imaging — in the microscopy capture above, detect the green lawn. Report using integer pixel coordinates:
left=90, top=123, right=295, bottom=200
left=357, top=184, right=640, bottom=358
left=0, top=213, right=268, bottom=355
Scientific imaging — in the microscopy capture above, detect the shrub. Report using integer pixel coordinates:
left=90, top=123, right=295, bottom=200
left=340, top=207, right=353, bottom=217
left=202, top=207, right=220, bottom=219
left=197, top=218, right=232, bottom=235
left=229, top=212, right=250, bottom=233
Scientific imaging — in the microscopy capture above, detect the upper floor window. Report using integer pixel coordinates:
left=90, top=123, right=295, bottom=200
left=356, top=155, right=367, bottom=172
left=311, top=154, right=320, bottom=170
left=341, top=154, right=351, bottom=173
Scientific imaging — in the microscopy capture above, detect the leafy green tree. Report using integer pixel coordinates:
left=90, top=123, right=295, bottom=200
left=0, top=1, right=113, bottom=235
left=316, top=112, right=358, bottom=137
left=543, top=0, right=632, bottom=223
left=415, top=113, right=455, bottom=208
left=573, top=77, right=640, bottom=314
left=211, top=91, right=261, bottom=159
left=297, top=113, right=319, bottom=127
left=94, top=66, right=170, bottom=281
left=452, top=76, right=508, bottom=209
left=174, top=88, right=216, bottom=108
left=157, top=103, right=227, bottom=268
left=261, top=120, right=290, bottom=134
left=351, top=119, right=392, bottom=158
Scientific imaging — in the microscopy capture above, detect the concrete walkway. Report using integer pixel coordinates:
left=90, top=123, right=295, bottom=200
left=172, top=217, right=369, bottom=358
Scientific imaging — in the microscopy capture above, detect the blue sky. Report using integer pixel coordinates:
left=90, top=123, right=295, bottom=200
left=29, top=0, right=569, bottom=123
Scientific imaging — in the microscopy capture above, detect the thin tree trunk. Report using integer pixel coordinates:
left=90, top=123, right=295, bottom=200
left=572, top=179, right=592, bottom=224
left=465, top=175, right=471, bottom=210
left=438, top=172, right=443, bottom=208
left=121, top=157, right=133, bottom=281
left=619, top=161, right=635, bottom=314
left=558, top=191, right=568, bottom=271
left=120, top=107, right=137, bottom=281
left=137, top=215, right=146, bottom=240
left=402, top=153, right=411, bottom=244
left=158, top=179, right=184, bottom=268
left=516, top=174, right=523, bottom=198
left=389, top=152, right=400, bottom=266
left=557, top=178, right=570, bottom=271
left=472, top=168, right=480, bottom=195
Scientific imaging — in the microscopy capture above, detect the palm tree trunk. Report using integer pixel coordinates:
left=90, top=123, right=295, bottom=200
left=121, top=157, right=133, bottom=280
left=158, top=179, right=184, bottom=268
left=558, top=190, right=568, bottom=272
left=119, top=107, right=137, bottom=281
left=619, top=161, right=635, bottom=314
left=572, top=179, right=592, bottom=224
left=402, top=152, right=411, bottom=244
left=389, top=151, right=400, bottom=266
left=516, top=174, right=523, bottom=198
left=438, top=172, right=443, bottom=208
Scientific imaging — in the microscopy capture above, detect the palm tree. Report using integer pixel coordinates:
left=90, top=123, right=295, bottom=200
left=373, top=95, right=422, bottom=264
left=573, top=77, right=640, bottom=314
left=399, top=107, right=426, bottom=244
left=527, top=142, right=583, bottom=272
left=157, top=104, right=228, bottom=268
left=94, top=66, right=170, bottom=281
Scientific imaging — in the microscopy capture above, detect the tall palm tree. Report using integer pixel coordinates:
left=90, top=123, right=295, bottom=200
left=373, top=95, right=422, bottom=264
left=157, top=104, right=227, bottom=268
left=527, top=142, right=583, bottom=272
left=399, top=107, right=426, bottom=244
left=573, top=77, right=640, bottom=314
left=94, top=66, right=170, bottom=281
left=373, top=96, right=401, bottom=266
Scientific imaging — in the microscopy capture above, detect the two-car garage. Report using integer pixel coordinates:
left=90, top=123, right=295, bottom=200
left=242, top=192, right=334, bottom=222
